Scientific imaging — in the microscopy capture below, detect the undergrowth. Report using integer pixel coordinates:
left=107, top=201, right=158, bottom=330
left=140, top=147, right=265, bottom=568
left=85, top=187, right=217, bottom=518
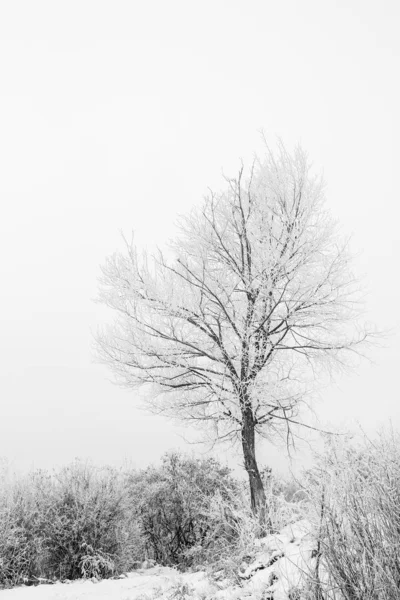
left=0, top=452, right=303, bottom=589
left=305, top=429, right=400, bottom=600
left=6, top=432, right=400, bottom=599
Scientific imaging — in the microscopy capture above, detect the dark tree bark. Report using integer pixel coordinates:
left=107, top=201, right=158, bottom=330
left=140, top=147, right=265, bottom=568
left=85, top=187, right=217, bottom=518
left=241, top=401, right=269, bottom=534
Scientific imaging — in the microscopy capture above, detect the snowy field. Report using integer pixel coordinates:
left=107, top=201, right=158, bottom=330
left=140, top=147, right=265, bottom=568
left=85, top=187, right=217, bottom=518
left=0, top=568, right=206, bottom=600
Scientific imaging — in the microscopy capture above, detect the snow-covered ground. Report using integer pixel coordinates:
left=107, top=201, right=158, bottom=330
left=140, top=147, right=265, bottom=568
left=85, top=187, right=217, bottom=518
left=0, top=568, right=216, bottom=600
left=0, top=520, right=320, bottom=600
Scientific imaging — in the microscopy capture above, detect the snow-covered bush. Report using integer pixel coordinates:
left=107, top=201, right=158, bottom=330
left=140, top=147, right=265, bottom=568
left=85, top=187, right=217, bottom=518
left=0, top=461, right=140, bottom=586
left=0, top=468, right=50, bottom=586
left=306, top=430, right=400, bottom=600
left=125, top=452, right=239, bottom=569
left=38, top=462, right=127, bottom=580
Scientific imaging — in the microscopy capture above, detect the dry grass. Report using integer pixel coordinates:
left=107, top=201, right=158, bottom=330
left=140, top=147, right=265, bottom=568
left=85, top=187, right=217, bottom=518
left=305, top=429, right=400, bottom=600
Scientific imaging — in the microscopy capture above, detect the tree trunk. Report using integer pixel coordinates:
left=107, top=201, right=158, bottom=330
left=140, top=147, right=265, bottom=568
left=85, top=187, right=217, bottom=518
left=241, top=406, right=271, bottom=535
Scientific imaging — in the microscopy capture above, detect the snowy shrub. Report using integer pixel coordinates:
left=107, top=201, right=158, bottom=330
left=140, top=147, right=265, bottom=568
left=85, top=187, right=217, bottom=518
left=126, top=452, right=239, bottom=569
left=306, top=429, right=400, bottom=600
left=37, top=461, right=130, bottom=580
left=0, top=461, right=140, bottom=586
left=0, top=469, right=50, bottom=586
left=79, top=542, right=115, bottom=579
left=197, top=482, right=260, bottom=580
left=263, top=471, right=307, bottom=535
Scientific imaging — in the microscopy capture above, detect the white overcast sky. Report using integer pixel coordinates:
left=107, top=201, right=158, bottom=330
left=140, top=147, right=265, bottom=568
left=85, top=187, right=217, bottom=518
left=0, top=0, right=399, bottom=475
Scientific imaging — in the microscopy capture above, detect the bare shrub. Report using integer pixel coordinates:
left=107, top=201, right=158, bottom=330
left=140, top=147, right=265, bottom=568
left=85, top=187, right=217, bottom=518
left=38, top=461, right=133, bottom=580
left=306, top=429, right=400, bottom=600
left=126, top=452, right=239, bottom=569
left=0, top=468, right=49, bottom=586
left=0, top=461, right=139, bottom=586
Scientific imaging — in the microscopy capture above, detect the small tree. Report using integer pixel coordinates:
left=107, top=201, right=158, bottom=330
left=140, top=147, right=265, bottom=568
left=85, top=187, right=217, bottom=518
left=96, top=142, right=369, bottom=529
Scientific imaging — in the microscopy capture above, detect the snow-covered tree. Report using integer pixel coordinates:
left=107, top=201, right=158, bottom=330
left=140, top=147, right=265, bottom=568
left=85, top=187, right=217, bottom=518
left=95, top=143, right=369, bottom=529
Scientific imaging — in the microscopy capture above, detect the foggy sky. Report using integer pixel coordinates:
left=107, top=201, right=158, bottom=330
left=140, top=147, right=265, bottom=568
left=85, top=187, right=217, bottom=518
left=0, top=0, right=398, bottom=475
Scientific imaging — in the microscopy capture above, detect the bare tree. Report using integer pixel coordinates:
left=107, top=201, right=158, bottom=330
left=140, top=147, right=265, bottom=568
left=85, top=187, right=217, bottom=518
left=95, top=142, right=369, bottom=529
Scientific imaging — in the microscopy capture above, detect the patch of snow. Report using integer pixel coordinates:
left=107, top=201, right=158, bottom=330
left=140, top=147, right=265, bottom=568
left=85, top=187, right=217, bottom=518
left=243, top=519, right=318, bottom=600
